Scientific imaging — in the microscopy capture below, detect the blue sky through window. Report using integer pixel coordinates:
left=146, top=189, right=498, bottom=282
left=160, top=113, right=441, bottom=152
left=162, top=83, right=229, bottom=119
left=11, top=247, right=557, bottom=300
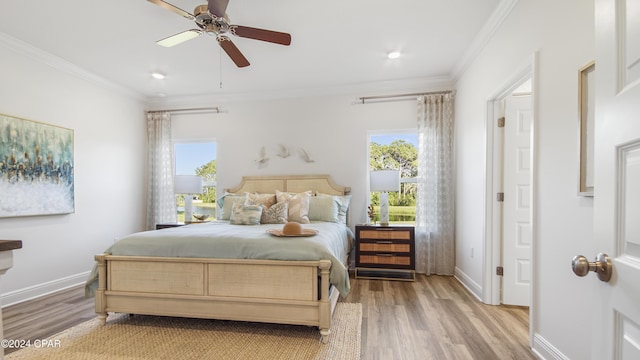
left=371, top=133, right=418, bottom=147
left=175, top=142, right=217, bottom=175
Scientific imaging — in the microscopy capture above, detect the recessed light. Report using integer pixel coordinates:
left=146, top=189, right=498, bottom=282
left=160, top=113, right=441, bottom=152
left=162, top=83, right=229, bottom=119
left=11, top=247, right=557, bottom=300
left=151, top=72, right=165, bottom=80
left=387, top=51, right=401, bottom=59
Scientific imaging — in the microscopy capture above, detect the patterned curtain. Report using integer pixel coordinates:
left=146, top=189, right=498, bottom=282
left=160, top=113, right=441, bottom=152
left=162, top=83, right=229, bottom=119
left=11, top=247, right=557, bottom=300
left=145, top=112, right=176, bottom=230
left=415, top=93, right=455, bottom=275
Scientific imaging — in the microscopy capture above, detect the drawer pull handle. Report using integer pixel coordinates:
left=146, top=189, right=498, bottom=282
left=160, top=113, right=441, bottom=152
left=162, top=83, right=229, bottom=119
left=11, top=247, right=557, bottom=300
left=375, top=241, right=393, bottom=244
left=376, top=254, right=394, bottom=257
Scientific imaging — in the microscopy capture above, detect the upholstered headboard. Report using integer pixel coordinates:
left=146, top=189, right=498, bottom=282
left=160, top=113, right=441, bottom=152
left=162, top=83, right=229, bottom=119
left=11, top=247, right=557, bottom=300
left=225, top=175, right=351, bottom=196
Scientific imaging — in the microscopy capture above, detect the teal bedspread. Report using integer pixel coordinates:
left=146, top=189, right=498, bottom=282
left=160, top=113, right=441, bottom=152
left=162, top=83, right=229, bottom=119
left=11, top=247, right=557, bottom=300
left=85, top=221, right=352, bottom=298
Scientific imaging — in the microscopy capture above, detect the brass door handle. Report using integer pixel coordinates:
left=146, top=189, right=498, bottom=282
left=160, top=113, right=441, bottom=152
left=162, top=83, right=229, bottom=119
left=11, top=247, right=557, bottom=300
left=571, top=253, right=612, bottom=282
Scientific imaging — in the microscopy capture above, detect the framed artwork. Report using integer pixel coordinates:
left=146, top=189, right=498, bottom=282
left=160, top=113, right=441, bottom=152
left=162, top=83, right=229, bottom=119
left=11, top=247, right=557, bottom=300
left=578, top=61, right=595, bottom=197
left=0, top=113, right=74, bottom=217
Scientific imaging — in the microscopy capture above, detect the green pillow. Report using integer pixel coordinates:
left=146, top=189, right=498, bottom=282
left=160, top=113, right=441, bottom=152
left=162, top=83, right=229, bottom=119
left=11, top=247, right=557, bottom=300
left=308, top=196, right=339, bottom=222
left=218, top=193, right=247, bottom=220
left=309, top=194, right=352, bottom=224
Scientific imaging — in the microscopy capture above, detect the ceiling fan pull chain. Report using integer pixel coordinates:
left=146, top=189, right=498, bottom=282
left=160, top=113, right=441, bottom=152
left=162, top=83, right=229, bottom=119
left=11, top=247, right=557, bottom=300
left=219, top=46, right=223, bottom=89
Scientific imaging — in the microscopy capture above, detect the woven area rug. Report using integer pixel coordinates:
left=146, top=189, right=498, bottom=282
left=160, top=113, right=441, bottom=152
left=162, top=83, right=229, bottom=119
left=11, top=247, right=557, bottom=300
left=7, top=303, right=361, bottom=360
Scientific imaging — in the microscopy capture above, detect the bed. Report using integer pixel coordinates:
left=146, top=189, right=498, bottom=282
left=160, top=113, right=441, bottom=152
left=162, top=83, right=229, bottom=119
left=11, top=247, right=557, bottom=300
left=87, top=175, right=352, bottom=342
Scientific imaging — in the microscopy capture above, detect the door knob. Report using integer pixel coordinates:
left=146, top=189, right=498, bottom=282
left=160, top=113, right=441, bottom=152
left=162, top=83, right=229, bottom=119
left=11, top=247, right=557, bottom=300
left=571, top=253, right=612, bottom=282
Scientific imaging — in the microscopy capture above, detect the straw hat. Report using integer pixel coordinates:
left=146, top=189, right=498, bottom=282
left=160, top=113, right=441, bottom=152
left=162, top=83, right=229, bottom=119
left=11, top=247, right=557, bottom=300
left=266, top=222, right=318, bottom=237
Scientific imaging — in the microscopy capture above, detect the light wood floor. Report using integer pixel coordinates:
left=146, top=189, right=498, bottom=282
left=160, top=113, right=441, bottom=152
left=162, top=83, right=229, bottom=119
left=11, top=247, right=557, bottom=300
left=2, top=286, right=95, bottom=355
left=345, top=275, right=536, bottom=359
left=2, top=275, right=536, bottom=359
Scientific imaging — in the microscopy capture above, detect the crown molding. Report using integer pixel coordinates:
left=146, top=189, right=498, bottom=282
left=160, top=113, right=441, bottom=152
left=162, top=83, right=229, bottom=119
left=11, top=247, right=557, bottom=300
left=0, top=32, right=144, bottom=102
left=450, top=0, right=521, bottom=81
left=144, top=75, right=455, bottom=108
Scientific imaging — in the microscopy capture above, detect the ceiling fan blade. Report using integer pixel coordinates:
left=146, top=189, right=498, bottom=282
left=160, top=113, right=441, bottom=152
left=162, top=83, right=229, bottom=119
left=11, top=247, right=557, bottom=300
left=231, top=26, right=291, bottom=46
left=218, top=37, right=250, bottom=68
left=208, top=0, right=229, bottom=18
left=147, top=0, right=194, bottom=20
left=157, top=30, right=201, bottom=47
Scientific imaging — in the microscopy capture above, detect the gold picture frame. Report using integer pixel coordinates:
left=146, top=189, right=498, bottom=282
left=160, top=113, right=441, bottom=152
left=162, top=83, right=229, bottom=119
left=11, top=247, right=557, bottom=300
left=578, top=61, right=595, bottom=196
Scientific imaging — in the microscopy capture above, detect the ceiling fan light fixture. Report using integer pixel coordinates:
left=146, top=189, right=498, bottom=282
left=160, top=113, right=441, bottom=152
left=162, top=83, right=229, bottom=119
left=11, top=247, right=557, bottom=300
left=151, top=72, right=166, bottom=80
left=387, top=51, right=401, bottom=59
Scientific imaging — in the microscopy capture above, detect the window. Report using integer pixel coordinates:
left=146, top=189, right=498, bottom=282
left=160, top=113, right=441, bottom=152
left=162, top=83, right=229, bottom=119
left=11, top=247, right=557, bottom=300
left=174, top=141, right=217, bottom=222
left=369, top=132, right=418, bottom=224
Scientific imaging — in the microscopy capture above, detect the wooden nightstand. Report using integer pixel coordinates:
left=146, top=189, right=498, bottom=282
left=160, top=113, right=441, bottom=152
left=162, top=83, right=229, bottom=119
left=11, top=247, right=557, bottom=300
left=155, top=223, right=185, bottom=230
left=355, top=224, right=415, bottom=281
left=155, top=221, right=210, bottom=230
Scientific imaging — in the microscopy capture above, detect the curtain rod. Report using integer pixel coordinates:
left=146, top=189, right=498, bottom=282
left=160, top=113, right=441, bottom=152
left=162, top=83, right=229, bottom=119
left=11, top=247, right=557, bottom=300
left=356, top=90, right=454, bottom=104
left=145, top=107, right=221, bottom=114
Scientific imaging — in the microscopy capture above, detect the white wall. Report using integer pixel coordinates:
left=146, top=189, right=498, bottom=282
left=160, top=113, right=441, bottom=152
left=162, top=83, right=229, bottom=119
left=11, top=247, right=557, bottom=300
left=171, top=94, right=426, bottom=226
left=0, top=41, right=146, bottom=304
left=0, top=33, right=449, bottom=305
left=455, top=0, right=594, bottom=359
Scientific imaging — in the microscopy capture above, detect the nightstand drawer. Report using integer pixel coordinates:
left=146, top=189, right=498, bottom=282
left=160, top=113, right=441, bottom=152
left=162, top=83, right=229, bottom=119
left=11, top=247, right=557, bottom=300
left=359, top=243, right=411, bottom=252
left=359, top=254, right=411, bottom=266
left=359, top=229, right=411, bottom=241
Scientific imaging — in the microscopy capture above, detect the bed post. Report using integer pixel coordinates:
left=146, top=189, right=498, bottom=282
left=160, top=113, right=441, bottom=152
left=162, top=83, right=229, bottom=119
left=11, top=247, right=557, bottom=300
left=94, top=254, right=108, bottom=325
left=318, top=259, right=332, bottom=343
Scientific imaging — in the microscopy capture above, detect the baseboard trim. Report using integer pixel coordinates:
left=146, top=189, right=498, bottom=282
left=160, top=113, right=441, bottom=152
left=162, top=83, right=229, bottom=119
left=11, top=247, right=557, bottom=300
left=453, top=266, right=483, bottom=301
left=1, top=271, right=90, bottom=308
left=532, top=333, right=569, bottom=360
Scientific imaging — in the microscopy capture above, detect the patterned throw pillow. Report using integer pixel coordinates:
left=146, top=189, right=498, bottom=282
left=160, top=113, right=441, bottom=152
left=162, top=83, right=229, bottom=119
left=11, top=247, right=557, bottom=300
left=229, top=203, right=263, bottom=225
left=275, top=190, right=311, bottom=224
left=246, top=192, right=277, bottom=208
left=260, top=201, right=288, bottom=224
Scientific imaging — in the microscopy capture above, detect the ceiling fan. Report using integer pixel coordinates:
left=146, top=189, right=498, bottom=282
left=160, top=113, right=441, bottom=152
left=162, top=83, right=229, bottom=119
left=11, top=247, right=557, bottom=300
left=147, top=0, right=291, bottom=68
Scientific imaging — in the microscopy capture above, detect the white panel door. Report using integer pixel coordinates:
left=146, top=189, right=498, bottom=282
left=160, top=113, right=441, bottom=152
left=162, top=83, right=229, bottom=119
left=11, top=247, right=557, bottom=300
left=502, top=95, right=532, bottom=306
left=592, top=0, right=640, bottom=358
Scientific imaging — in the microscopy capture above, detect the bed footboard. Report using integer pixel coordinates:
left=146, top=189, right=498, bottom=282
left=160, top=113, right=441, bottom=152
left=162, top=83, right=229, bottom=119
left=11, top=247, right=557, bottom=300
left=94, top=255, right=338, bottom=342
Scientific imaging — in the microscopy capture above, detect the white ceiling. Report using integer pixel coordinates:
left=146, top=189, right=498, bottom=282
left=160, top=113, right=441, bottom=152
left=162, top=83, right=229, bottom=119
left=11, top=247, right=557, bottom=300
left=0, top=0, right=502, bottom=104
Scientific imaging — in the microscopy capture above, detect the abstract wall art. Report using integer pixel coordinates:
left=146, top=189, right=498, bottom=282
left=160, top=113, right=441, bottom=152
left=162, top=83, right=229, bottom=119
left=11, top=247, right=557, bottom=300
left=0, top=113, right=74, bottom=217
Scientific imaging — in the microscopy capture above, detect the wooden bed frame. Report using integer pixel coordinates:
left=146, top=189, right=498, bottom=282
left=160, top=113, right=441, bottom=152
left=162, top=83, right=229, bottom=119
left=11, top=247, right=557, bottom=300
left=94, top=175, right=351, bottom=342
